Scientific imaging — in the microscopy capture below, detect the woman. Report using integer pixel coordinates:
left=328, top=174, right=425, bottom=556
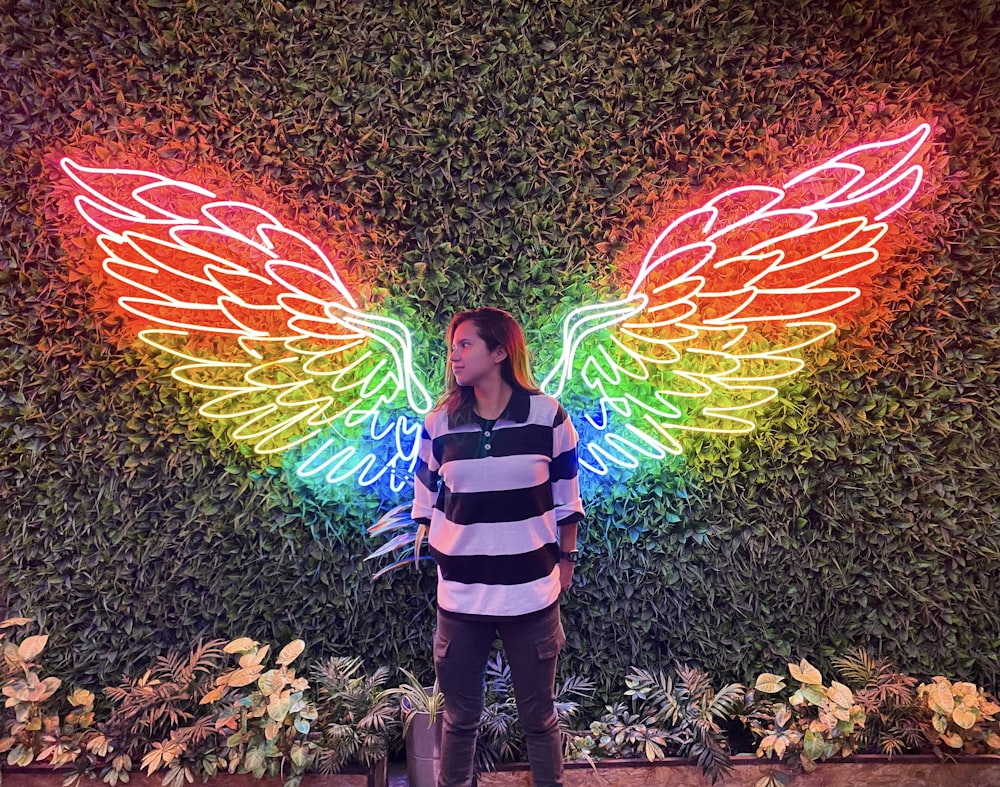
left=411, top=307, right=585, bottom=787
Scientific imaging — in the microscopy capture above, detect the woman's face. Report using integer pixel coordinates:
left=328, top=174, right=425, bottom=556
left=449, top=320, right=507, bottom=389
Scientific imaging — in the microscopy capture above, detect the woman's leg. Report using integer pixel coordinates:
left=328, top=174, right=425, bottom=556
left=498, top=604, right=565, bottom=787
left=434, top=611, right=495, bottom=787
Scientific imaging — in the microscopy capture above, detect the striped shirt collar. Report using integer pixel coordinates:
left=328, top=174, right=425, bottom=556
left=447, top=387, right=532, bottom=429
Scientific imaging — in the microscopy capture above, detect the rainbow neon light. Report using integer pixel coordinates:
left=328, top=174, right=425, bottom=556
left=62, top=122, right=930, bottom=488
left=61, top=158, right=432, bottom=488
left=542, top=122, right=930, bottom=474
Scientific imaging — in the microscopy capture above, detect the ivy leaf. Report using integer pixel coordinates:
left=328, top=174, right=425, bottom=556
left=225, top=668, right=260, bottom=688
left=798, top=686, right=828, bottom=707
left=941, top=731, right=964, bottom=748
left=224, top=638, right=259, bottom=654
left=952, top=706, right=977, bottom=730
left=267, top=694, right=291, bottom=721
left=244, top=744, right=266, bottom=777
left=239, top=644, right=271, bottom=668
left=927, top=682, right=955, bottom=715
left=290, top=743, right=310, bottom=768
left=7, top=744, right=35, bottom=767
left=826, top=681, right=853, bottom=709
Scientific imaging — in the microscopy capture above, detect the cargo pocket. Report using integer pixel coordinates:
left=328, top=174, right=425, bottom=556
left=433, top=631, right=451, bottom=664
left=535, top=625, right=566, bottom=661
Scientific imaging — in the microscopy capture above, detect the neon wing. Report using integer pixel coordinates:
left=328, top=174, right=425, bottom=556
left=541, top=123, right=931, bottom=476
left=61, top=158, right=433, bottom=491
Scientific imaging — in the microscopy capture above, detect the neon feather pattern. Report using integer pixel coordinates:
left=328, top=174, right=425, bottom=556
left=60, top=123, right=930, bottom=504
left=542, top=123, right=931, bottom=475
left=60, top=157, right=433, bottom=492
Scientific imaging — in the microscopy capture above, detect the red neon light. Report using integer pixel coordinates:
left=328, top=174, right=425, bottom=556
left=61, top=122, right=932, bottom=486
left=60, top=156, right=432, bottom=484
left=542, top=123, right=931, bottom=473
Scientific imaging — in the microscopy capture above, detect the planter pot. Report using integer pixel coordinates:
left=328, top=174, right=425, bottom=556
left=0, top=760, right=388, bottom=787
left=473, top=754, right=1000, bottom=786
left=400, top=686, right=443, bottom=787
left=404, top=710, right=442, bottom=787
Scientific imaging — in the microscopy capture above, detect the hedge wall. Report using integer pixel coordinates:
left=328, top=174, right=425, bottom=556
left=2, top=0, right=999, bottom=700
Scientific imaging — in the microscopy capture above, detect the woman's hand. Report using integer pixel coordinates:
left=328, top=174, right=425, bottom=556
left=559, top=560, right=574, bottom=591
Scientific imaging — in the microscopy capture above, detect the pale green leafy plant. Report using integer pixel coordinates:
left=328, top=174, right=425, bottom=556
left=917, top=676, right=1000, bottom=755
left=572, top=701, right=671, bottom=762
left=1, top=620, right=114, bottom=786
left=211, top=638, right=316, bottom=785
left=571, top=664, right=743, bottom=785
left=0, top=617, right=61, bottom=768
left=749, top=658, right=866, bottom=784
left=37, top=688, right=121, bottom=787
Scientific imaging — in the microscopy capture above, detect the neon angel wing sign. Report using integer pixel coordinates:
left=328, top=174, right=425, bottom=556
left=59, top=122, right=931, bottom=496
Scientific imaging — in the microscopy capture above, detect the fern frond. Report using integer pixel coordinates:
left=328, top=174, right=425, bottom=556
left=832, top=648, right=880, bottom=685
left=675, top=663, right=713, bottom=701
left=710, top=682, right=748, bottom=718
left=555, top=674, right=597, bottom=699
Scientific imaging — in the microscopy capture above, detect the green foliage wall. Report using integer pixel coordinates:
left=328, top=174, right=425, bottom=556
left=2, top=0, right=999, bottom=700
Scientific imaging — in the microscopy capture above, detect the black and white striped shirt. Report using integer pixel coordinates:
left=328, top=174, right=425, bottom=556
left=412, top=389, right=585, bottom=616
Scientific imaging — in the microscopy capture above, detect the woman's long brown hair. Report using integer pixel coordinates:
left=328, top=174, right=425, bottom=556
left=438, top=307, right=539, bottom=420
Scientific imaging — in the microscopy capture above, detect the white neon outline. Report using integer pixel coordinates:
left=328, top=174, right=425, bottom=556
left=541, top=123, right=930, bottom=474
left=63, top=157, right=431, bottom=489
left=63, top=123, right=929, bottom=488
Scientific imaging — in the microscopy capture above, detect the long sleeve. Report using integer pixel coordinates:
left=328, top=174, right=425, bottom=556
left=411, top=418, right=439, bottom=526
left=550, top=403, right=585, bottom=528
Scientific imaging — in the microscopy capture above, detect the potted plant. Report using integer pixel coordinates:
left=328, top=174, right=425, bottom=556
left=916, top=675, right=1000, bottom=754
left=389, top=669, right=444, bottom=787
left=192, top=637, right=320, bottom=786
left=745, top=654, right=1000, bottom=787
left=746, top=658, right=867, bottom=786
left=0, top=617, right=65, bottom=769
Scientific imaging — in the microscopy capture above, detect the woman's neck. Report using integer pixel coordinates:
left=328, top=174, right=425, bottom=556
left=473, top=380, right=513, bottom=420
